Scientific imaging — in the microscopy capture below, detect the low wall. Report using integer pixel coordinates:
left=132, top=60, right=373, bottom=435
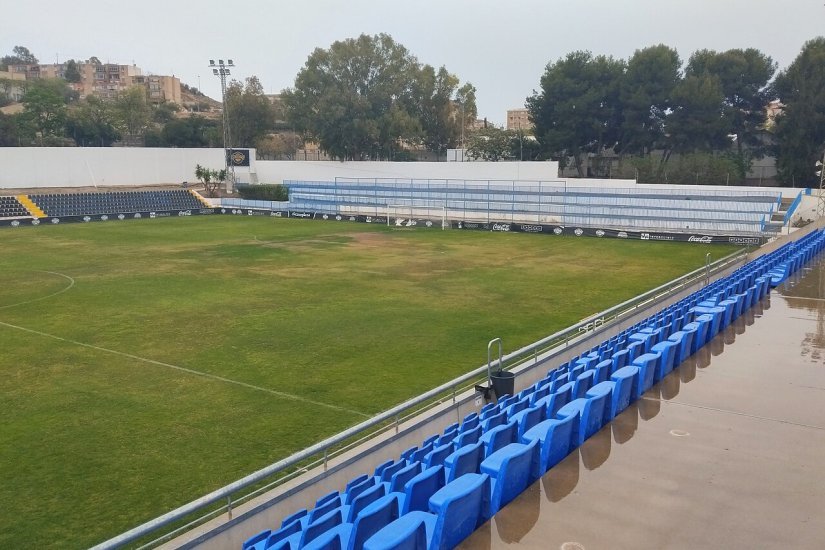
left=253, top=160, right=562, bottom=185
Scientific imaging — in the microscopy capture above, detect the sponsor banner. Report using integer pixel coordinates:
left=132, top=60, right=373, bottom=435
left=0, top=208, right=218, bottom=228
left=449, top=221, right=763, bottom=245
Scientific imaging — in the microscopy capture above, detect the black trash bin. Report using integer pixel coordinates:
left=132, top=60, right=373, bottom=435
left=490, top=370, right=515, bottom=401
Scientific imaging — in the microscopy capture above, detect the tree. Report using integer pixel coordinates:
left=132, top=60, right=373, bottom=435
left=162, top=115, right=219, bottom=147
left=66, top=95, right=121, bottom=146
left=86, top=56, right=102, bottom=66
left=64, top=60, right=82, bottom=83
left=619, top=45, right=681, bottom=156
left=22, top=82, right=68, bottom=140
left=774, top=37, right=825, bottom=187
left=153, top=101, right=181, bottom=123
left=413, top=65, right=476, bottom=160
left=225, top=76, right=275, bottom=147
left=467, top=126, right=514, bottom=161
left=282, top=33, right=424, bottom=160
left=113, top=86, right=152, bottom=141
left=528, top=51, right=625, bottom=177
left=194, top=164, right=225, bottom=197
left=0, top=112, right=20, bottom=146
left=665, top=72, right=729, bottom=156
left=686, top=48, right=776, bottom=180
left=256, top=132, right=302, bottom=159
left=27, top=77, right=78, bottom=104
left=0, top=45, right=38, bottom=70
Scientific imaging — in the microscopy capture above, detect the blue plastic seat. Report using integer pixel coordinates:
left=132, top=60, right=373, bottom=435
left=444, top=440, right=483, bottom=483
left=521, top=414, right=576, bottom=478
left=409, top=443, right=434, bottom=465
left=242, top=530, right=270, bottom=550
left=304, top=494, right=400, bottom=550
left=478, top=419, right=518, bottom=458
left=400, top=446, right=418, bottom=462
left=423, top=443, right=453, bottom=469
left=347, top=483, right=388, bottom=522
left=480, top=410, right=506, bottom=432
left=510, top=404, right=544, bottom=441
left=317, top=491, right=342, bottom=509
left=281, top=508, right=308, bottom=528
left=390, top=462, right=422, bottom=493
left=667, top=330, right=695, bottom=366
left=481, top=439, right=539, bottom=516
left=628, top=332, right=655, bottom=353
left=264, top=518, right=304, bottom=550
left=529, top=383, right=551, bottom=405
left=345, top=476, right=378, bottom=506
left=585, top=381, right=614, bottom=424
left=505, top=397, right=529, bottom=418
left=573, top=369, right=595, bottom=399
left=609, top=365, right=639, bottom=417
left=301, top=508, right=346, bottom=549
left=452, top=425, right=481, bottom=449
left=311, top=494, right=344, bottom=522
left=593, top=360, right=612, bottom=384
left=395, top=465, right=445, bottom=514
left=379, top=460, right=407, bottom=484
left=460, top=412, right=479, bottom=432
left=556, top=394, right=608, bottom=447
left=650, top=340, right=678, bottom=378
left=626, top=341, right=645, bottom=363
left=363, top=473, right=490, bottom=550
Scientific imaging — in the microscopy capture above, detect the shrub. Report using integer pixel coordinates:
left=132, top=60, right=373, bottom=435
left=238, top=184, right=289, bottom=201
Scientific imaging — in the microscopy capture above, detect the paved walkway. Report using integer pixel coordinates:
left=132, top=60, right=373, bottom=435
left=459, top=255, right=825, bottom=550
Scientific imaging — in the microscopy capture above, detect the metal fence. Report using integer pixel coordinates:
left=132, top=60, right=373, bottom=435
left=89, top=248, right=750, bottom=550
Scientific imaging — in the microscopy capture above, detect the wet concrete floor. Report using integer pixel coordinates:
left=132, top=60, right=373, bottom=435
left=459, top=255, right=825, bottom=550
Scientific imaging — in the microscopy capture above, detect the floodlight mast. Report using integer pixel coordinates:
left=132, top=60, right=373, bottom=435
left=209, top=59, right=236, bottom=192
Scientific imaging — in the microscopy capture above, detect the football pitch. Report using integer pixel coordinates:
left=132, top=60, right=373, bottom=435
left=0, top=216, right=737, bottom=550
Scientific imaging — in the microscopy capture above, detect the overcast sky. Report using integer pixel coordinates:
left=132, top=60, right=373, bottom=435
left=2, top=0, right=823, bottom=124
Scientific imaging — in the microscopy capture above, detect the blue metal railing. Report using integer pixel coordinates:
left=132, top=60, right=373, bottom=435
left=783, top=192, right=803, bottom=226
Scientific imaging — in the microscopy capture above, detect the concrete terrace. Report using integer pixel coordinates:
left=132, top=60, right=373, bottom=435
left=457, top=253, right=825, bottom=550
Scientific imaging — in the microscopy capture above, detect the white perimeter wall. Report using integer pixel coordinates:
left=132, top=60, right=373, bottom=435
left=254, top=160, right=561, bottom=184
left=0, top=148, right=240, bottom=189
left=0, top=148, right=808, bottom=198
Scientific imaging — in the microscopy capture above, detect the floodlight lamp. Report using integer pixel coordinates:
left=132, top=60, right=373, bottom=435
left=219, top=59, right=224, bottom=66
left=817, top=170, right=823, bottom=177
left=224, top=69, right=231, bottom=75
left=209, top=60, right=215, bottom=66
left=227, top=59, right=234, bottom=66
left=212, top=68, right=218, bottom=75
left=816, top=160, right=823, bottom=167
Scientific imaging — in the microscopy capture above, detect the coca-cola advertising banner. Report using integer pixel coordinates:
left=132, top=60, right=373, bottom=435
left=451, top=221, right=764, bottom=246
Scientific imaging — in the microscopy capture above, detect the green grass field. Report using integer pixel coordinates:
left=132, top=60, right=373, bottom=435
left=0, top=216, right=737, bottom=550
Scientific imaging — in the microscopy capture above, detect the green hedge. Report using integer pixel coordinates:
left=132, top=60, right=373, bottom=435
left=238, top=184, right=289, bottom=201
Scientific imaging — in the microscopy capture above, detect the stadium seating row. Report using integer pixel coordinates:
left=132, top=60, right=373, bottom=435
left=0, top=196, right=30, bottom=218
left=236, top=228, right=825, bottom=550
left=285, top=181, right=781, bottom=234
left=26, top=190, right=206, bottom=217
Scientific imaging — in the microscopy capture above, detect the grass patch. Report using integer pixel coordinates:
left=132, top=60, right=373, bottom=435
left=0, top=216, right=737, bottom=549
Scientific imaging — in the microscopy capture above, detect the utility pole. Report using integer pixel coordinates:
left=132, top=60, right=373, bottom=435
left=209, top=59, right=236, bottom=192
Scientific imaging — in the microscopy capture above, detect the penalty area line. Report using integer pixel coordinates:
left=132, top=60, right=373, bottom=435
left=0, top=320, right=369, bottom=418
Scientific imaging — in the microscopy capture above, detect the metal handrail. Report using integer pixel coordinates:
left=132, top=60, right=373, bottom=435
left=89, top=247, right=748, bottom=550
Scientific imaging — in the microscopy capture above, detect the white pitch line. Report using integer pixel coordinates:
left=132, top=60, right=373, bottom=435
left=0, top=320, right=369, bottom=418
left=0, top=270, right=75, bottom=310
